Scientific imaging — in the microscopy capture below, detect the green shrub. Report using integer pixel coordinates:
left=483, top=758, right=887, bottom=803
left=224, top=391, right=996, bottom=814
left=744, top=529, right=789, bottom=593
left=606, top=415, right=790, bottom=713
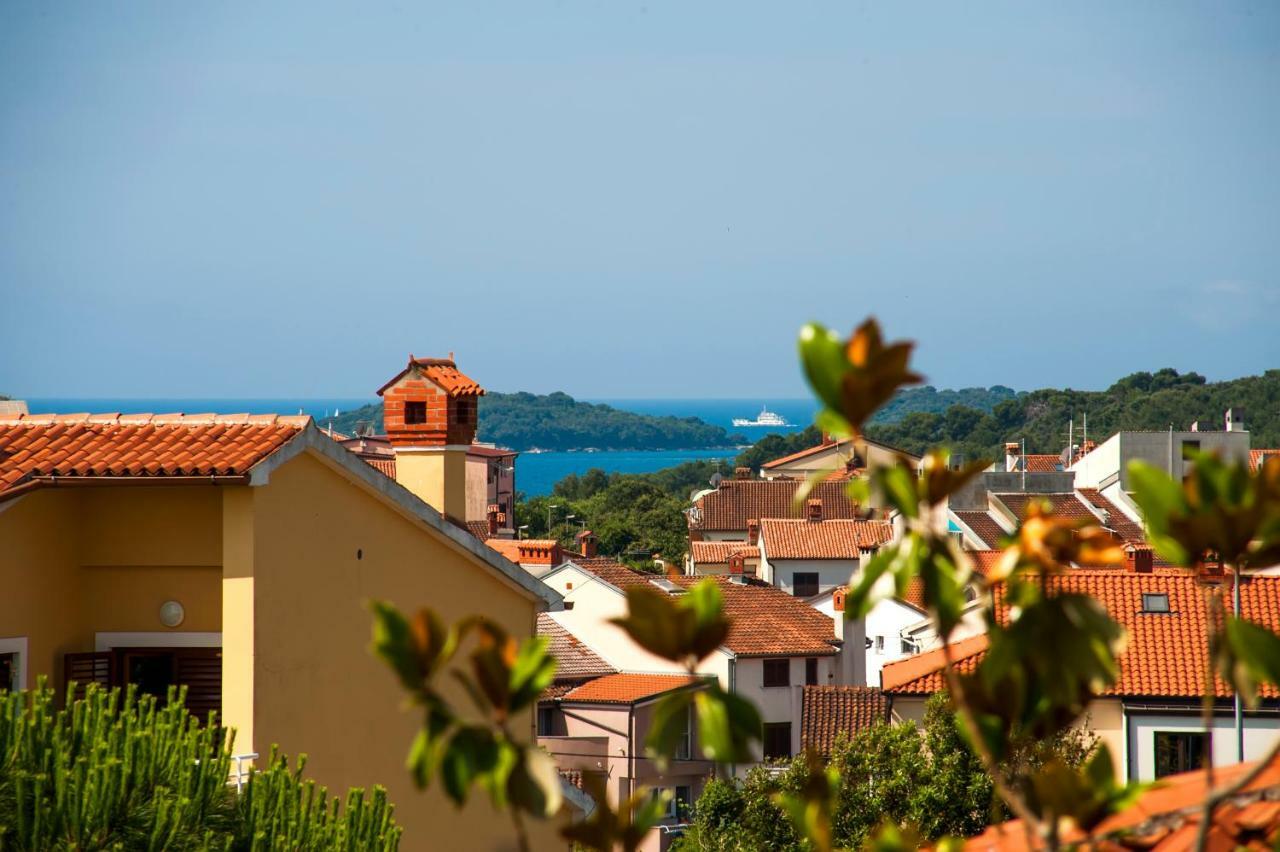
left=0, top=681, right=400, bottom=850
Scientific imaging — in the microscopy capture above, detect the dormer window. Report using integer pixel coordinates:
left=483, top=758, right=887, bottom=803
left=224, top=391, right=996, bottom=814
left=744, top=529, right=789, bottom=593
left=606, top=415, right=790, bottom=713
left=1142, top=593, right=1170, bottom=614
left=405, top=401, right=427, bottom=424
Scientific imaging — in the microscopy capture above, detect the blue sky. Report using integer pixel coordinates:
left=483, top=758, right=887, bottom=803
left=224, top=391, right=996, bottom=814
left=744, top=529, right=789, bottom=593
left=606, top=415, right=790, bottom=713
left=1, top=2, right=1277, bottom=399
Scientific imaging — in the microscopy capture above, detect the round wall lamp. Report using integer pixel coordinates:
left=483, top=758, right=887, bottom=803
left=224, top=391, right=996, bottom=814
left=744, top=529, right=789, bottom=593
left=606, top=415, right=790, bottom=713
left=159, top=600, right=186, bottom=628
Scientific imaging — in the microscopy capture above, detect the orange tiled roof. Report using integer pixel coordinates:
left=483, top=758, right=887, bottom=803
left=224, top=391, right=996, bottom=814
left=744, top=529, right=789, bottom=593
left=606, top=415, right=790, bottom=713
left=1251, top=449, right=1280, bottom=472
left=568, top=557, right=660, bottom=591
left=1075, top=488, right=1147, bottom=544
left=690, top=541, right=760, bottom=564
left=0, top=412, right=308, bottom=496
left=883, top=572, right=1280, bottom=699
left=561, top=673, right=704, bottom=705
left=673, top=575, right=840, bottom=657
left=761, top=518, right=893, bottom=559
left=969, top=550, right=1002, bottom=576
left=800, top=686, right=889, bottom=755
left=761, top=438, right=846, bottom=469
left=993, top=492, right=1099, bottom=525
left=692, top=480, right=864, bottom=532
left=537, top=614, right=617, bottom=681
left=1021, top=454, right=1062, bottom=473
left=376, top=356, right=485, bottom=397
left=964, top=751, right=1280, bottom=851
left=954, top=511, right=1009, bottom=548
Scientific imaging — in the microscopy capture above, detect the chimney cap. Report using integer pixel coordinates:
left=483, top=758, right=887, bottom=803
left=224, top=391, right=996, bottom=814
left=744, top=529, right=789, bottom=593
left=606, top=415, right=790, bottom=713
left=734, top=466, right=751, bottom=480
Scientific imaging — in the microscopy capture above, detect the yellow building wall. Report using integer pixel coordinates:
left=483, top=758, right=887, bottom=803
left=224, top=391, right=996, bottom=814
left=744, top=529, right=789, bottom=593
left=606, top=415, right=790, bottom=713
left=394, top=449, right=468, bottom=521
left=0, top=487, right=223, bottom=691
left=237, top=450, right=555, bottom=851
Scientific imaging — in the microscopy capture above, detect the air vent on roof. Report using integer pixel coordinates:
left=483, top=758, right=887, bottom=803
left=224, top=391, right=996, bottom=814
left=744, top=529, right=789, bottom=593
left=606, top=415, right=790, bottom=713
left=1141, top=593, right=1170, bottom=614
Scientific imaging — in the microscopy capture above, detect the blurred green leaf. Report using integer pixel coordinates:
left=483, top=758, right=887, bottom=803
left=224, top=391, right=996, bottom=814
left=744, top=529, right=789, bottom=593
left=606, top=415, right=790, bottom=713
left=508, top=745, right=564, bottom=818
left=370, top=601, right=428, bottom=693
left=645, top=689, right=696, bottom=765
left=695, top=685, right=763, bottom=763
left=441, top=726, right=500, bottom=806
left=610, top=579, right=730, bottom=665
left=508, top=636, right=558, bottom=713
left=773, top=751, right=839, bottom=852
left=1218, top=617, right=1280, bottom=708
left=799, top=319, right=923, bottom=435
left=562, top=778, right=669, bottom=852
left=406, top=700, right=454, bottom=789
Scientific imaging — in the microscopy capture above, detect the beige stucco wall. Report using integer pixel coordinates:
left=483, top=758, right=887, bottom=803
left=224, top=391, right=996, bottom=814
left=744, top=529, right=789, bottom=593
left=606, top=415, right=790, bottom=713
left=0, top=487, right=223, bottom=692
left=394, top=448, right=468, bottom=521
left=233, top=450, right=557, bottom=851
left=1085, top=698, right=1125, bottom=781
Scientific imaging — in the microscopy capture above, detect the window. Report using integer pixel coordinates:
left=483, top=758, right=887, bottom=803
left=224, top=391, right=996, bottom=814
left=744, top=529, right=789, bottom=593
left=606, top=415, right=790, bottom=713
left=900, top=637, right=916, bottom=655
left=792, top=572, right=819, bottom=598
left=763, top=723, right=792, bottom=760
left=0, top=653, right=16, bottom=691
left=805, top=658, right=819, bottom=686
left=651, top=786, right=694, bottom=821
left=874, top=635, right=885, bottom=653
left=1142, top=593, right=1171, bottom=614
left=762, top=658, right=790, bottom=688
left=404, top=401, right=427, bottom=424
left=1155, top=731, right=1205, bottom=778
left=675, top=705, right=692, bottom=760
left=537, top=706, right=556, bottom=736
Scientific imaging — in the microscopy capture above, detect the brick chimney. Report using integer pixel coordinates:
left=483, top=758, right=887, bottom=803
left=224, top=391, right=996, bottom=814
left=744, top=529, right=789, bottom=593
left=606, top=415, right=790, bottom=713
left=486, top=504, right=501, bottom=537
left=1198, top=551, right=1224, bottom=580
left=1124, top=544, right=1153, bottom=574
left=378, top=355, right=483, bottom=521
left=729, top=551, right=745, bottom=578
left=734, top=466, right=751, bottom=480
left=575, top=529, right=598, bottom=558
left=747, top=519, right=760, bottom=546
left=806, top=498, right=823, bottom=522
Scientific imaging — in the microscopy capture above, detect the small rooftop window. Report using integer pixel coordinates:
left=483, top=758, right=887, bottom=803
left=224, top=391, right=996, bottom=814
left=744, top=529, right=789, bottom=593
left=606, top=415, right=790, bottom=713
left=1142, top=593, right=1171, bottom=614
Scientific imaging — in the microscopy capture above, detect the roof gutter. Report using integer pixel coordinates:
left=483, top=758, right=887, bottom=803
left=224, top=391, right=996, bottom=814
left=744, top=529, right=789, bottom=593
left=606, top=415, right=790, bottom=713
left=0, top=473, right=250, bottom=504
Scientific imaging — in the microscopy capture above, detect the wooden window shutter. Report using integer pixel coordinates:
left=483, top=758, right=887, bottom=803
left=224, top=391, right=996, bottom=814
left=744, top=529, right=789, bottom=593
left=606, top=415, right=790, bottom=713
left=175, top=648, right=222, bottom=721
left=64, top=652, right=114, bottom=702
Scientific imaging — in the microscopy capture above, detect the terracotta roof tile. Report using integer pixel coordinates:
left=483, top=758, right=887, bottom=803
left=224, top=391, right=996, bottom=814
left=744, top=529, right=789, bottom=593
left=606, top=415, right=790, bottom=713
left=537, top=614, right=617, bottom=681
left=761, top=518, right=893, bottom=559
left=800, top=686, right=889, bottom=755
left=761, top=439, right=845, bottom=469
left=673, top=575, right=839, bottom=657
left=993, top=492, right=1099, bottom=525
left=883, top=572, right=1280, bottom=699
left=486, top=538, right=561, bottom=566
left=954, top=511, right=1009, bottom=548
left=690, top=541, right=760, bottom=564
left=561, top=673, right=705, bottom=704
left=376, top=356, right=485, bottom=397
left=1251, top=449, right=1280, bottom=472
left=1021, top=454, right=1062, bottom=473
left=0, top=413, right=307, bottom=495
left=1076, top=488, right=1147, bottom=544
left=569, top=557, right=660, bottom=591
left=691, top=480, right=865, bottom=532
left=964, top=752, right=1280, bottom=851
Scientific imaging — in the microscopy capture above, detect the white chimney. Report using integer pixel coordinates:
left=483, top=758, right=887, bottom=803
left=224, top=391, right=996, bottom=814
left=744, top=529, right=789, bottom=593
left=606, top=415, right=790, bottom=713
left=1226, top=408, right=1246, bottom=433
left=1004, top=442, right=1021, bottom=472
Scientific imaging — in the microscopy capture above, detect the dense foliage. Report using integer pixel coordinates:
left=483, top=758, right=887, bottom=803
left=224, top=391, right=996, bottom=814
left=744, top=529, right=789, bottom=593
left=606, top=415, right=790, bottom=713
left=671, top=695, right=1095, bottom=851
left=874, top=385, right=1020, bottom=423
left=864, top=368, right=1280, bottom=463
left=0, top=682, right=400, bottom=850
left=319, top=391, right=743, bottom=451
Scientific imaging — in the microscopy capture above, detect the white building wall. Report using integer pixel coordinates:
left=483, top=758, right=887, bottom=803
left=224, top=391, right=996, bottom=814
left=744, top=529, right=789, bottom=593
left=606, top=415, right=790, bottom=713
left=866, top=598, right=928, bottom=686
left=766, top=558, right=859, bottom=596
left=1125, top=712, right=1280, bottom=781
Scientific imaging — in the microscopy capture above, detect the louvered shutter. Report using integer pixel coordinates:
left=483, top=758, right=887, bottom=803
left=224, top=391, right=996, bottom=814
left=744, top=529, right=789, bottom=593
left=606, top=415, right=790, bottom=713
left=64, top=652, right=114, bottom=702
left=175, top=648, right=222, bottom=721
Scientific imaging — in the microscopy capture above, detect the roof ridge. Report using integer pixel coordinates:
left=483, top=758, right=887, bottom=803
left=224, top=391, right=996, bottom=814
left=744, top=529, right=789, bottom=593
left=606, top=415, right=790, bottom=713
left=0, top=412, right=312, bottom=427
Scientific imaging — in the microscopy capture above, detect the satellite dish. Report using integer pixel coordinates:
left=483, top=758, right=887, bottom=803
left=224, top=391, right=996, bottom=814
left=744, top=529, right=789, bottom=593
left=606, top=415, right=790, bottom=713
left=709, top=472, right=724, bottom=488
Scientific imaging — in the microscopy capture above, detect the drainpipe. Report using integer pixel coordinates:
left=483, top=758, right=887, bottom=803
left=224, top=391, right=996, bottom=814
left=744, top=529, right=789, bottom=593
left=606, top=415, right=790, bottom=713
left=727, top=655, right=737, bottom=779
left=1235, top=568, right=1244, bottom=762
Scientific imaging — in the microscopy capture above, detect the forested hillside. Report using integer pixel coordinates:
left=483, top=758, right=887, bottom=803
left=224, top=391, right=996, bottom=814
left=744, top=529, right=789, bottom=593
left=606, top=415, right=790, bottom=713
left=872, top=385, right=1020, bottom=423
left=865, top=368, right=1279, bottom=463
left=319, top=391, right=743, bottom=451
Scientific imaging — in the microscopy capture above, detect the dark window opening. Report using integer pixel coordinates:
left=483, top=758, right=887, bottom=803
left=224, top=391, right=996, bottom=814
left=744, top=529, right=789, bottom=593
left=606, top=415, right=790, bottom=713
left=763, top=723, right=792, bottom=760
left=675, top=785, right=692, bottom=821
left=0, top=652, right=16, bottom=691
left=763, top=658, right=790, bottom=688
left=1155, top=731, right=1205, bottom=778
left=537, top=706, right=556, bottom=736
left=1142, top=593, right=1170, bottom=614
left=805, top=658, right=819, bottom=685
left=405, top=401, right=427, bottom=424
left=792, top=572, right=820, bottom=598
